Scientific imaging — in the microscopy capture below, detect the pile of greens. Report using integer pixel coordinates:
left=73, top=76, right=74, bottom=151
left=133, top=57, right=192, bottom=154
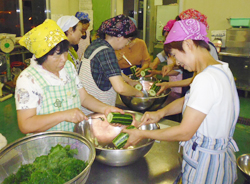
left=2, top=144, right=88, bottom=184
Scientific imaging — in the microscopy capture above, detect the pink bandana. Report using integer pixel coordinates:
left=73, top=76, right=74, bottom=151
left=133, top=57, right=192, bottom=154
left=164, top=19, right=209, bottom=44
left=163, top=19, right=176, bottom=32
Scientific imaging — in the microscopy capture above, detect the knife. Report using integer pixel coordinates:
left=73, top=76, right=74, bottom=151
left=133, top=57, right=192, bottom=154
left=122, top=55, right=132, bottom=66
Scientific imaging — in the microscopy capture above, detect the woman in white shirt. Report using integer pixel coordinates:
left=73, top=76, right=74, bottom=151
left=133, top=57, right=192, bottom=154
left=123, top=19, right=239, bottom=184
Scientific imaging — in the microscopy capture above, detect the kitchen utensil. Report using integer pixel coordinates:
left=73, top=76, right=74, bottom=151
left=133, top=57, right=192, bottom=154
left=0, top=131, right=95, bottom=184
left=120, top=76, right=171, bottom=111
left=122, top=55, right=132, bottom=66
left=237, top=153, right=250, bottom=181
left=74, top=110, right=159, bottom=166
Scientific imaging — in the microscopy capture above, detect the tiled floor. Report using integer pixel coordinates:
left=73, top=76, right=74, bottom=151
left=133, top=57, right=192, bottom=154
left=0, top=93, right=250, bottom=183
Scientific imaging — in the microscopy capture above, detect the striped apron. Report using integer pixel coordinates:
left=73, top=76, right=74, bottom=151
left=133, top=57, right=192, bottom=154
left=179, top=66, right=239, bottom=184
left=78, top=46, right=117, bottom=115
left=26, top=61, right=81, bottom=132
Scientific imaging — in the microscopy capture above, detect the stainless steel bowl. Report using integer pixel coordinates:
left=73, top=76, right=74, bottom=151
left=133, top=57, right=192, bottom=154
left=237, top=153, right=250, bottom=181
left=0, top=131, right=95, bottom=184
left=120, top=76, right=171, bottom=111
left=74, top=110, right=159, bottom=166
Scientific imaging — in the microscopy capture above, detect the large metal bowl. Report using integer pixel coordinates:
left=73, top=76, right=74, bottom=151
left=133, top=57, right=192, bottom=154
left=74, top=110, right=159, bottom=166
left=120, top=76, right=171, bottom=111
left=237, top=153, right=250, bottom=181
left=0, top=131, right=95, bottom=184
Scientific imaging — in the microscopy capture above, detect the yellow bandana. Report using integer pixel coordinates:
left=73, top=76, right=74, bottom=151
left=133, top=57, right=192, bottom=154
left=19, top=19, right=68, bottom=58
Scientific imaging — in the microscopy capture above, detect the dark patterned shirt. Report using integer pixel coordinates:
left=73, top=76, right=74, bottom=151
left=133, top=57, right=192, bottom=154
left=84, top=38, right=121, bottom=91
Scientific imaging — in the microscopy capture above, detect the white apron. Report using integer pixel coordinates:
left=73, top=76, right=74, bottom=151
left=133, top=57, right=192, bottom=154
left=178, top=66, right=239, bottom=184
left=78, top=46, right=117, bottom=115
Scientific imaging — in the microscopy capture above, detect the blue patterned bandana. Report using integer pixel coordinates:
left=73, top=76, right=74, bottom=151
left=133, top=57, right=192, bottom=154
left=75, top=12, right=90, bottom=22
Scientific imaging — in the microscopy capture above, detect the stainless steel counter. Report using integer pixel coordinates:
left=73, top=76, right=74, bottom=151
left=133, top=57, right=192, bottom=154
left=86, top=95, right=183, bottom=184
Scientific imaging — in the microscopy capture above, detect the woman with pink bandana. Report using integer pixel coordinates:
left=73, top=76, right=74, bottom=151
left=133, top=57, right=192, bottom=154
left=153, top=9, right=218, bottom=97
left=122, top=19, right=239, bottom=184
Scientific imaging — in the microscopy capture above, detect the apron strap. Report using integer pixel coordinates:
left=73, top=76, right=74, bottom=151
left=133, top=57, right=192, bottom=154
left=88, top=46, right=109, bottom=60
left=77, top=46, right=108, bottom=74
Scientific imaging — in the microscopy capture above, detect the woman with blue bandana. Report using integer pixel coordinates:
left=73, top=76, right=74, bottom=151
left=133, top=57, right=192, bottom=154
left=74, top=12, right=92, bottom=60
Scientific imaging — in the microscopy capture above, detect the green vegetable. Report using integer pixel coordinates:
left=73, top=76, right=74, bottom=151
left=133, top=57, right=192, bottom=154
left=140, top=67, right=151, bottom=77
left=107, top=112, right=133, bottom=125
left=135, top=83, right=143, bottom=91
left=2, top=144, right=88, bottom=184
left=112, top=125, right=137, bottom=149
left=135, top=113, right=143, bottom=122
left=130, top=66, right=138, bottom=79
left=149, top=80, right=161, bottom=96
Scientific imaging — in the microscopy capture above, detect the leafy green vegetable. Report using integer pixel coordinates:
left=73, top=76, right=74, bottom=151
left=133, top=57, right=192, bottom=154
left=2, top=144, right=88, bottom=184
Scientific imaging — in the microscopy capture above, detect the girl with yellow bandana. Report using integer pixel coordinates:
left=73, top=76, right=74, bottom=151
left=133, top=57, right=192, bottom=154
left=15, top=19, right=123, bottom=134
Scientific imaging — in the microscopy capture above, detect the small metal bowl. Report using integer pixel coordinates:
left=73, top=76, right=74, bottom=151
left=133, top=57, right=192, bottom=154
left=120, top=76, right=171, bottom=111
left=74, top=110, right=159, bottom=166
left=237, top=153, right=250, bottom=181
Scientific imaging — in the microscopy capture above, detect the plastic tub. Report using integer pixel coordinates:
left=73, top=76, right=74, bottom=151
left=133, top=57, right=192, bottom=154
left=230, top=18, right=250, bottom=27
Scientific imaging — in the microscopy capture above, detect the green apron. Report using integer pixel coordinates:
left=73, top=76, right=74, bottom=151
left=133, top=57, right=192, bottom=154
left=26, top=61, right=81, bottom=132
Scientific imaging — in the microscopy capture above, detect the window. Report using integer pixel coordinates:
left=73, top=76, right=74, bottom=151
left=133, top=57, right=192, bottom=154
left=0, top=0, right=49, bottom=36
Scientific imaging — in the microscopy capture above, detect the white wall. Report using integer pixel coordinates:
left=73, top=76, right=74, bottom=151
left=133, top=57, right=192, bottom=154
left=50, top=0, right=79, bottom=21
left=181, top=0, right=250, bottom=38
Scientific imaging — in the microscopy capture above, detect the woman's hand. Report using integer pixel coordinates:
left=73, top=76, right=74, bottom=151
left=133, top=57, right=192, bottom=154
left=122, top=128, right=143, bottom=148
left=127, top=78, right=140, bottom=87
left=135, top=67, right=142, bottom=77
left=145, top=69, right=162, bottom=77
left=139, top=110, right=164, bottom=126
left=65, top=108, right=88, bottom=123
left=104, top=106, right=124, bottom=117
left=162, top=63, right=175, bottom=77
left=156, top=82, right=171, bottom=95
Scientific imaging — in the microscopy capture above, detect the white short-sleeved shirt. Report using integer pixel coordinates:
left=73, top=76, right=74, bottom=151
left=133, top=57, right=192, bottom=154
left=15, top=58, right=84, bottom=113
left=183, top=61, right=239, bottom=138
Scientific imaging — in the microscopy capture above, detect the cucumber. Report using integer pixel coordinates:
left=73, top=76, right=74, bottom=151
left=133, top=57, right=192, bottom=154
left=140, top=68, right=151, bottom=77
left=112, top=125, right=137, bottom=149
left=135, top=83, right=143, bottom=91
left=107, top=112, right=133, bottom=125
left=130, top=66, right=138, bottom=79
left=148, top=89, right=156, bottom=96
left=149, top=81, right=161, bottom=96
left=135, top=113, right=143, bottom=122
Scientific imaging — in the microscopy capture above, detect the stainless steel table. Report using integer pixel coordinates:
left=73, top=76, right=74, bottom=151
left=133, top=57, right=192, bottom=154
left=86, top=119, right=183, bottom=184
